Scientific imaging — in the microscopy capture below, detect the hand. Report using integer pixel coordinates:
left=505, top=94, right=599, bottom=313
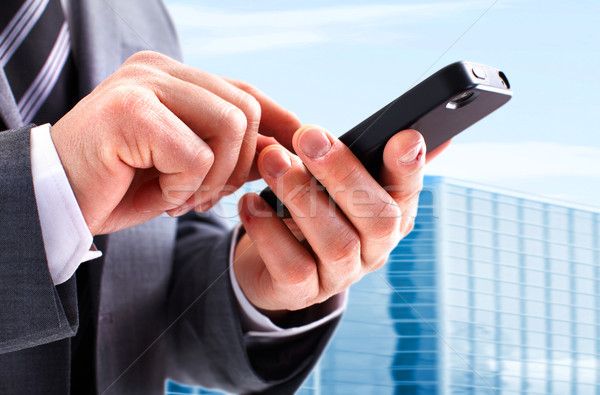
left=50, top=51, right=301, bottom=235
left=233, top=125, right=449, bottom=314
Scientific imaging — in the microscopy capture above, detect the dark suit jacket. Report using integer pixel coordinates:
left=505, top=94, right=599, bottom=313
left=0, top=1, right=339, bottom=394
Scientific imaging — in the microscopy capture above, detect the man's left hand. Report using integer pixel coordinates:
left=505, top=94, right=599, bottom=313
left=233, top=125, right=448, bottom=314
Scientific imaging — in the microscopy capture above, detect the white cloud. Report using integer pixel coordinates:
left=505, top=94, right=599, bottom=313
left=191, top=32, right=325, bottom=55
left=167, top=2, right=481, bottom=30
left=426, top=142, right=600, bottom=208
left=165, top=1, right=485, bottom=54
left=426, top=142, right=600, bottom=179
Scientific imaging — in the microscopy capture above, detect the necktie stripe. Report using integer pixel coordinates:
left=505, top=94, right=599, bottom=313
left=4, top=0, right=65, bottom=102
left=1, top=0, right=77, bottom=126
left=0, top=0, right=48, bottom=66
left=19, top=22, right=69, bottom=123
left=19, top=22, right=68, bottom=112
left=0, top=0, right=41, bottom=48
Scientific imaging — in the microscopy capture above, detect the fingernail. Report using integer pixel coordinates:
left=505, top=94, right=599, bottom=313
left=398, top=141, right=423, bottom=164
left=261, top=148, right=291, bottom=178
left=298, top=127, right=331, bottom=159
left=170, top=204, right=193, bottom=217
left=250, top=195, right=271, bottom=217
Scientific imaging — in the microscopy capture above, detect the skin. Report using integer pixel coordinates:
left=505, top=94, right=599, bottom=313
left=234, top=125, right=449, bottom=318
left=51, top=51, right=302, bottom=235
left=50, top=50, right=449, bottom=318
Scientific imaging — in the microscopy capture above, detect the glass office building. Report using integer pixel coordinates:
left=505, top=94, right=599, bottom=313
left=168, top=176, right=600, bottom=394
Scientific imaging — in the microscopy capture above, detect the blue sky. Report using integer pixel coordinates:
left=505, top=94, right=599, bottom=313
left=164, top=0, right=600, bottom=209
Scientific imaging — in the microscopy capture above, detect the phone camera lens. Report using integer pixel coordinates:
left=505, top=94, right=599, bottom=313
left=446, top=91, right=476, bottom=110
left=453, top=91, right=473, bottom=102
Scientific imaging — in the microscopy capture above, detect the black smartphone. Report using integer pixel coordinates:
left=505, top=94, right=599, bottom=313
left=260, top=61, right=513, bottom=217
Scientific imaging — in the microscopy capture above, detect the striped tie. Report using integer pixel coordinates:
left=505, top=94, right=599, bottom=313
left=1, top=0, right=77, bottom=126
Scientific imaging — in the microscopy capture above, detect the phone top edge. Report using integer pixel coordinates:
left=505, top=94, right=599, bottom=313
left=475, top=83, right=513, bottom=97
left=340, top=61, right=512, bottom=154
left=456, top=60, right=512, bottom=94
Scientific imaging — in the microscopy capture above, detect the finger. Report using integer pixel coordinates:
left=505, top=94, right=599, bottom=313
left=247, top=134, right=280, bottom=181
left=258, top=145, right=362, bottom=294
left=380, top=129, right=426, bottom=203
left=125, top=53, right=261, bottom=208
left=380, top=129, right=426, bottom=235
left=167, top=71, right=261, bottom=194
left=119, top=94, right=214, bottom=214
left=237, top=193, right=319, bottom=311
left=148, top=74, right=249, bottom=212
left=224, top=78, right=302, bottom=152
left=291, top=126, right=407, bottom=266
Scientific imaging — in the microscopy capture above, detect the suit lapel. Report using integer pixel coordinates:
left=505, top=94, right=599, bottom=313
left=68, top=0, right=122, bottom=98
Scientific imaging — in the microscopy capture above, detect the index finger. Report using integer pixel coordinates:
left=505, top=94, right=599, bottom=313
left=224, top=78, right=302, bottom=152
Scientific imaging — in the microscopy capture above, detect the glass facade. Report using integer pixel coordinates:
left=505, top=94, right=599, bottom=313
left=168, top=176, right=600, bottom=394
left=437, top=179, right=600, bottom=394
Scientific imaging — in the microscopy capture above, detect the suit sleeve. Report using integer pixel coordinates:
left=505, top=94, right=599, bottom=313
left=166, top=212, right=341, bottom=394
left=0, top=126, right=78, bottom=355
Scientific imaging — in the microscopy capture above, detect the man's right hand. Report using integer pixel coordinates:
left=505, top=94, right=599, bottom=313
left=50, top=51, right=301, bottom=235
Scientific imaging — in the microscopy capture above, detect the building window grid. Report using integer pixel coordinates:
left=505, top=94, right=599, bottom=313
left=446, top=237, right=599, bottom=263
left=449, top=220, right=597, bottom=254
left=543, top=204, right=555, bottom=394
left=448, top=186, right=600, bottom=394
left=567, top=208, right=578, bottom=394
left=446, top=266, right=599, bottom=295
left=295, top=182, right=600, bottom=394
left=327, top=347, right=433, bottom=359
left=445, top=191, right=600, bottom=394
left=446, top=189, right=593, bottom=223
left=594, top=212, right=600, bottom=392
left=448, top=369, right=590, bottom=394
left=446, top=286, right=600, bottom=312
left=446, top=318, right=599, bottom=350
left=446, top=208, right=597, bottom=247
left=387, top=258, right=437, bottom=264
left=389, top=270, right=439, bottom=276
left=466, top=190, right=477, bottom=390
left=445, top=334, right=599, bottom=360
left=516, top=200, right=529, bottom=392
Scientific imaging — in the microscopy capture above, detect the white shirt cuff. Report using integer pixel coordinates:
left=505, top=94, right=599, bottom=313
left=30, top=124, right=102, bottom=285
left=229, top=224, right=347, bottom=338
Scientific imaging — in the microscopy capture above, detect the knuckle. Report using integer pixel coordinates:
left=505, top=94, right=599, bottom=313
left=231, top=78, right=252, bottom=91
left=192, top=145, right=215, bottom=171
left=332, top=162, right=362, bottom=186
left=281, top=258, right=315, bottom=287
left=367, top=258, right=388, bottom=273
left=274, top=268, right=319, bottom=310
left=362, top=204, right=404, bottom=251
left=116, top=63, right=164, bottom=90
left=285, top=178, right=319, bottom=215
left=115, top=90, right=158, bottom=131
left=217, top=101, right=248, bottom=138
left=392, top=180, right=423, bottom=201
left=237, top=91, right=261, bottom=128
left=126, top=50, right=168, bottom=67
left=230, top=78, right=260, bottom=97
left=103, top=86, right=151, bottom=123
left=329, top=228, right=361, bottom=266
left=371, top=204, right=402, bottom=240
left=329, top=266, right=360, bottom=295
